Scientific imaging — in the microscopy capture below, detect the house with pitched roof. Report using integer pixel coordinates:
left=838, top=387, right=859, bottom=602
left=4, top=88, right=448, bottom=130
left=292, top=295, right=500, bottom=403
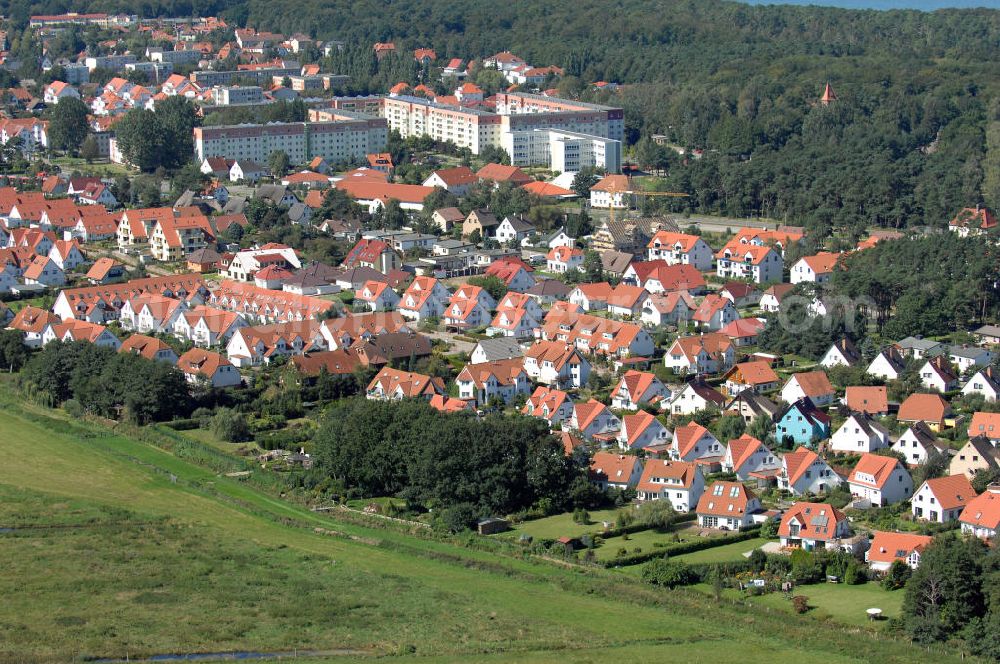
left=48, top=239, right=85, bottom=271
left=722, top=434, right=781, bottom=481
left=119, top=334, right=178, bottom=364
left=639, top=291, right=696, bottom=327
left=22, top=255, right=65, bottom=287
left=847, top=453, right=913, bottom=506
left=866, top=346, right=907, bottom=381
left=456, top=358, right=530, bottom=406
left=618, top=410, right=671, bottom=450
left=422, top=166, right=477, bottom=195
left=723, top=361, right=780, bottom=396
left=611, top=370, right=670, bottom=410
left=691, top=294, right=738, bottom=331
left=646, top=231, right=713, bottom=270
left=830, top=413, right=890, bottom=453
left=546, top=245, right=583, bottom=273
left=589, top=174, right=629, bottom=209
left=569, top=399, right=621, bottom=440
left=635, top=459, right=705, bottom=511
left=668, top=380, right=726, bottom=416
left=781, top=370, right=835, bottom=407
left=821, top=338, right=861, bottom=368
left=606, top=284, right=649, bottom=318
left=484, top=260, right=535, bottom=292
left=948, top=205, right=997, bottom=237
left=697, top=481, right=762, bottom=530
left=495, top=215, right=536, bottom=245
left=968, top=411, right=1000, bottom=446
left=398, top=276, right=450, bottom=321
left=891, top=422, right=945, bottom=466
left=664, top=333, right=734, bottom=375
left=959, top=485, right=1000, bottom=540
left=963, top=366, right=1000, bottom=402
left=866, top=531, right=933, bottom=572
left=172, top=305, right=247, bottom=348
left=775, top=398, right=831, bottom=447
left=898, top=393, right=951, bottom=431
left=366, top=367, right=444, bottom=400
left=778, top=502, right=849, bottom=551
left=919, top=356, right=958, bottom=393
left=343, top=237, right=401, bottom=273
left=177, top=348, right=241, bottom=387
left=715, top=242, right=782, bottom=284
left=568, top=282, right=613, bottom=311
left=523, top=340, right=590, bottom=388
left=950, top=436, right=1000, bottom=479
left=7, top=306, right=60, bottom=347
left=623, top=261, right=706, bottom=295
left=355, top=280, right=400, bottom=312
left=471, top=337, right=523, bottom=365
left=443, top=293, right=491, bottom=328
left=590, top=453, right=643, bottom=491
left=522, top=386, right=574, bottom=427
left=844, top=385, right=889, bottom=416
left=759, top=283, right=795, bottom=313
left=670, top=421, right=724, bottom=463
left=779, top=447, right=838, bottom=495
left=790, top=252, right=841, bottom=284
left=719, top=317, right=765, bottom=347
left=912, top=474, right=976, bottom=523
left=725, top=390, right=780, bottom=424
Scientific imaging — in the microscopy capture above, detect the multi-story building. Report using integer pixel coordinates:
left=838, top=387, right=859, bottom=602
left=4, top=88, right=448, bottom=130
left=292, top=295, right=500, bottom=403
left=211, top=85, right=264, bottom=106
left=191, top=67, right=299, bottom=88
left=501, top=128, right=621, bottom=173
left=193, top=118, right=387, bottom=164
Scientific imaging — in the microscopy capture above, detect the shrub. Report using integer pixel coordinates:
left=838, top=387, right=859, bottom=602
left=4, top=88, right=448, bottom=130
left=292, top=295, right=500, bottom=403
left=792, top=595, right=810, bottom=614
left=438, top=502, right=479, bottom=533
left=210, top=407, right=251, bottom=443
left=881, top=559, right=912, bottom=590
left=642, top=558, right=696, bottom=588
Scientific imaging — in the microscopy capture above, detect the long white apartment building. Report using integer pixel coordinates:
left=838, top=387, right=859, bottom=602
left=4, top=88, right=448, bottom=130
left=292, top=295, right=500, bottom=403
left=211, top=85, right=265, bottom=106
left=381, top=92, right=624, bottom=172
left=193, top=116, right=388, bottom=164
left=502, top=128, right=621, bottom=172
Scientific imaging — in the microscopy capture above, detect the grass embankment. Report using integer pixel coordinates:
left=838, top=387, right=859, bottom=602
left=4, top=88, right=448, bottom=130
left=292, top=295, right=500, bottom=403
left=0, top=389, right=967, bottom=663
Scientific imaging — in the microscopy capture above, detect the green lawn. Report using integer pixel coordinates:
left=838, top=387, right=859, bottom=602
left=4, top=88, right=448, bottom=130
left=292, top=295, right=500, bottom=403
left=674, top=537, right=771, bottom=564
left=511, top=508, right=621, bottom=540
left=692, top=581, right=906, bottom=628
left=0, top=387, right=959, bottom=663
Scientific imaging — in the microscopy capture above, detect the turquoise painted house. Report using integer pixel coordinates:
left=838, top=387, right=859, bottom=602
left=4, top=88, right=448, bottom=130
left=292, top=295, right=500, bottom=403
left=775, top=397, right=830, bottom=447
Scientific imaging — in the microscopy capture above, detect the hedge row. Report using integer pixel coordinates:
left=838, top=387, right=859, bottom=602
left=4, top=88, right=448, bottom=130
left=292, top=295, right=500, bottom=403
left=601, top=526, right=763, bottom=568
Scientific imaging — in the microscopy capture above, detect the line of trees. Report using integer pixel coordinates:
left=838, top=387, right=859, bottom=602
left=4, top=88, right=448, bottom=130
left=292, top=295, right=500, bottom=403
left=19, top=341, right=191, bottom=424
left=311, top=397, right=589, bottom=528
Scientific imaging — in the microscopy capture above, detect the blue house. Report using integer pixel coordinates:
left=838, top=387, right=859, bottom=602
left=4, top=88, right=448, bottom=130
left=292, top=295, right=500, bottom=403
left=775, top=397, right=830, bottom=447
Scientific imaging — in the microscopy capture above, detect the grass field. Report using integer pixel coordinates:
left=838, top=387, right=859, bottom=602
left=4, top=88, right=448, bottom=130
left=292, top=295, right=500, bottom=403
left=691, top=581, right=906, bottom=627
left=0, top=389, right=963, bottom=663
left=674, top=537, right=771, bottom=564
left=511, top=508, right=621, bottom=540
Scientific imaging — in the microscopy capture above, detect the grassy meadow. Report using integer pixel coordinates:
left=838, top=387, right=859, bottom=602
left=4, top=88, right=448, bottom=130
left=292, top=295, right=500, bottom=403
left=0, top=390, right=967, bottom=663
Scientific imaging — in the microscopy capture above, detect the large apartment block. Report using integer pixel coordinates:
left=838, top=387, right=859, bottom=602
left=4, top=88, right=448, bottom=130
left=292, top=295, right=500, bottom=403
left=381, top=92, right=623, bottom=172
left=191, top=67, right=299, bottom=87
left=193, top=118, right=388, bottom=164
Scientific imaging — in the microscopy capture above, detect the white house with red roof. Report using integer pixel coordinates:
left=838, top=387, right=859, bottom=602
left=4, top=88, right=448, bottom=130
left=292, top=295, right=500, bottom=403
left=568, top=282, right=613, bottom=311
left=959, top=484, right=1000, bottom=540
left=589, top=174, right=629, bottom=209
left=866, top=531, right=933, bottom=572
left=355, top=280, right=400, bottom=312
left=623, top=261, right=706, bottom=295
left=456, top=358, right=531, bottom=406
left=485, top=260, right=535, bottom=292
left=848, top=453, right=913, bottom=506
left=781, top=370, right=835, bottom=407
left=606, top=284, right=649, bottom=318
left=635, top=459, right=705, bottom=511
left=522, top=386, right=574, bottom=427
left=523, top=340, right=590, bottom=388
left=618, top=410, right=671, bottom=451
left=696, top=481, right=762, bottom=530
left=546, top=245, right=583, bottom=273
left=569, top=398, right=621, bottom=441
left=722, top=434, right=781, bottom=480
left=398, top=276, right=450, bottom=321
left=590, top=453, right=643, bottom=491
left=48, top=239, right=85, bottom=271
left=443, top=293, right=491, bottom=328
left=691, top=294, right=738, bottom=331
left=779, top=502, right=849, bottom=551
left=664, top=333, right=735, bottom=375
left=719, top=317, right=765, bottom=347
left=790, top=252, right=841, bottom=284
left=611, top=370, right=670, bottom=410
left=488, top=306, right=540, bottom=338
left=779, top=448, right=839, bottom=496
left=177, top=348, right=241, bottom=387
left=670, top=421, right=724, bottom=463
left=43, top=319, right=120, bottom=349
left=912, top=474, right=976, bottom=523
left=639, top=291, right=696, bottom=327
left=715, top=242, right=783, bottom=284
left=44, top=80, right=80, bottom=104
left=22, top=255, right=65, bottom=287
left=646, top=231, right=713, bottom=270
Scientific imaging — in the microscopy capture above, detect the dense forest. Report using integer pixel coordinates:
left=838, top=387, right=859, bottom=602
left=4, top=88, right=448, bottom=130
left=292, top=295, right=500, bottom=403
left=6, top=0, right=1000, bottom=232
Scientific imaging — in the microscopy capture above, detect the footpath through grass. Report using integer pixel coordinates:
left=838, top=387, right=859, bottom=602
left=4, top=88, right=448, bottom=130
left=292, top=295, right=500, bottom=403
left=0, top=391, right=967, bottom=663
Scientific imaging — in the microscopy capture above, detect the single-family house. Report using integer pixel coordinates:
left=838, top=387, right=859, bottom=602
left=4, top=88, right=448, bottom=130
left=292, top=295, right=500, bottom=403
left=844, top=385, right=889, bottom=416
left=455, top=358, right=531, bottom=406
left=176, top=348, right=241, bottom=387
left=668, top=380, right=726, bottom=416
left=919, top=356, right=958, bottom=393
left=867, top=347, right=907, bottom=381
left=570, top=399, right=621, bottom=441
left=723, top=361, right=780, bottom=396
left=848, top=453, right=913, bottom=506
left=912, top=474, right=976, bottom=523
left=590, top=452, right=643, bottom=491
left=898, top=393, right=951, bottom=431
left=671, top=421, right=724, bottom=463
left=635, top=459, right=705, bottom=512
left=959, top=485, right=1000, bottom=540
left=664, top=333, right=734, bottom=375
left=618, top=410, right=671, bottom=450
left=866, top=532, right=933, bottom=572
left=523, top=340, right=590, bottom=388
left=778, top=502, right=850, bottom=551
left=696, top=481, right=762, bottom=530
left=963, top=366, right=1000, bottom=402
left=778, top=447, right=838, bottom=496
left=722, top=434, right=781, bottom=480
left=821, top=338, right=861, bottom=368
left=781, top=370, right=835, bottom=407
left=522, top=386, right=574, bottom=427
left=950, top=436, right=1000, bottom=479
left=611, top=370, right=670, bottom=410
left=775, top=398, right=831, bottom=447
left=829, top=413, right=890, bottom=454
left=892, top=422, right=945, bottom=466
left=691, top=294, right=738, bottom=331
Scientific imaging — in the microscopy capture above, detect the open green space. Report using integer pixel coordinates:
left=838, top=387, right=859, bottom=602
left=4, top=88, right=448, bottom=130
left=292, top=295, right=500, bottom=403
left=691, top=581, right=906, bottom=628
left=510, top=508, right=621, bottom=540
left=48, top=156, right=135, bottom=177
left=0, top=388, right=961, bottom=663
left=673, top=537, right=771, bottom=564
